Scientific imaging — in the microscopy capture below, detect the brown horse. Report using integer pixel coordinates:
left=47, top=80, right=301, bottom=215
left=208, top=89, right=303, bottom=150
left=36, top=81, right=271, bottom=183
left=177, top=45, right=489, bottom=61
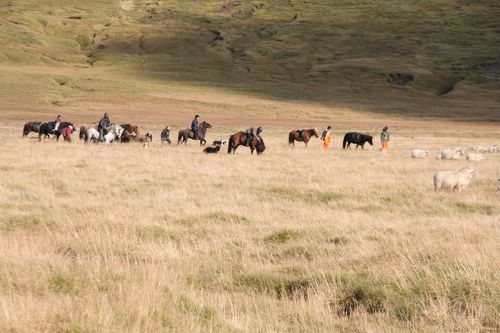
left=120, top=124, right=140, bottom=136
left=227, top=132, right=266, bottom=154
left=23, top=121, right=42, bottom=137
left=178, top=121, right=212, bottom=146
left=288, top=128, right=318, bottom=147
left=120, top=130, right=132, bottom=142
left=135, top=132, right=153, bottom=143
left=79, top=123, right=98, bottom=141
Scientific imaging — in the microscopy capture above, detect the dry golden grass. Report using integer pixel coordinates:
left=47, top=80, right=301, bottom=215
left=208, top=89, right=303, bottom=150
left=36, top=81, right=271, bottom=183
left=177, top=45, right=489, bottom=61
left=1, top=1, right=499, bottom=331
left=1, top=123, right=499, bottom=332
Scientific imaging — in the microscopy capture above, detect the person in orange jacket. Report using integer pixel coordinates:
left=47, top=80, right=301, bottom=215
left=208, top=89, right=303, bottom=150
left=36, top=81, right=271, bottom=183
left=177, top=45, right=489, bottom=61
left=380, top=126, right=390, bottom=151
left=321, top=126, right=332, bottom=151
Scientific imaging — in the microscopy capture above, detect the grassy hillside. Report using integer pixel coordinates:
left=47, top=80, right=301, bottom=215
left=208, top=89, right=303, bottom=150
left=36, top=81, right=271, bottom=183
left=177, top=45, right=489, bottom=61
left=1, top=0, right=500, bottom=122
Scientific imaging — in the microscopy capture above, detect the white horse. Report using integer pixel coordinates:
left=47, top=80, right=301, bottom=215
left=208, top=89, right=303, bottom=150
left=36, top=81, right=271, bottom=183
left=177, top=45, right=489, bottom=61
left=85, top=125, right=123, bottom=144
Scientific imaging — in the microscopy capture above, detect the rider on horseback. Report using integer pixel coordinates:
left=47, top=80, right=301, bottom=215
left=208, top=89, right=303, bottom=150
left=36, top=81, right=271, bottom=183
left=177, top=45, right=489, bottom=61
left=245, top=126, right=263, bottom=146
left=98, top=113, right=111, bottom=142
left=52, top=114, right=62, bottom=132
left=191, top=114, right=199, bottom=140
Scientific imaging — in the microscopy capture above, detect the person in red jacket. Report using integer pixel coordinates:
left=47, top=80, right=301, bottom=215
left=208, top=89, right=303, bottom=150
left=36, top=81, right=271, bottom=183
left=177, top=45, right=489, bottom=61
left=61, top=125, right=75, bottom=142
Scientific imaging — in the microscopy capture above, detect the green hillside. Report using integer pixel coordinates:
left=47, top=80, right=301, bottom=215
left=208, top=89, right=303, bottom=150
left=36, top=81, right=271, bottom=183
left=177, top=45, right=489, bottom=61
left=1, top=0, right=500, bottom=121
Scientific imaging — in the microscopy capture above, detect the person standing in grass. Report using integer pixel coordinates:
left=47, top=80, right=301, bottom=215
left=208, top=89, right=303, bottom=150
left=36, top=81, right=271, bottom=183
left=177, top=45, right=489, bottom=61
left=321, top=125, right=332, bottom=152
left=380, top=126, right=390, bottom=151
left=61, top=125, right=75, bottom=142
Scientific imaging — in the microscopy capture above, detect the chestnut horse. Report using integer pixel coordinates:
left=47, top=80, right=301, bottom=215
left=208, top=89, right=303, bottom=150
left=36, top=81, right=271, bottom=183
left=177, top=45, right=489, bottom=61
left=288, top=128, right=318, bottom=147
left=120, top=124, right=140, bottom=136
left=227, top=132, right=266, bottom=154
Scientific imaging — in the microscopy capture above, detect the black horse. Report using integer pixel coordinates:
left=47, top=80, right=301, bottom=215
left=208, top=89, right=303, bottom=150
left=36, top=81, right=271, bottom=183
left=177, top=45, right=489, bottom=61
left=23, top=121, right=42, bottom=137
left=177, top=121, right=212, bottom=146
left=38, top=122, right=75, bottom=142
left=342, top=132, right=373, bottom=149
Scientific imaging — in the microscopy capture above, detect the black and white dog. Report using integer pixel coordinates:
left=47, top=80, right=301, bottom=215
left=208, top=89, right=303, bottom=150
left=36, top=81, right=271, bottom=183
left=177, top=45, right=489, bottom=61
left=212, top=140, right=226, bottom=146
left=203, top=144, right=221, bottom=154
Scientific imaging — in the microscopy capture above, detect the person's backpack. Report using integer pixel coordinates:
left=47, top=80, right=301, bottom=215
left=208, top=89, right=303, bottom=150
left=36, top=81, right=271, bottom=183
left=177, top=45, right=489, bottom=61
left=321, top=130, right=327, bottom=141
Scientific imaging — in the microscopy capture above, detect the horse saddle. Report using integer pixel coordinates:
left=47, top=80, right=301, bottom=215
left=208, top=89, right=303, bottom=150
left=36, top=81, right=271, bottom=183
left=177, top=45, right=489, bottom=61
left=298, top=129, right=304, bottom=141
left=241, top=132, right=254, bottom=146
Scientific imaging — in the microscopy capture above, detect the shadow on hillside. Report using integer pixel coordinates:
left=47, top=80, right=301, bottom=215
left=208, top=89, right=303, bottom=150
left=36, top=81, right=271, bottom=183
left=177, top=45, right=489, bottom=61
left=92, top=3, right=500, bottom=121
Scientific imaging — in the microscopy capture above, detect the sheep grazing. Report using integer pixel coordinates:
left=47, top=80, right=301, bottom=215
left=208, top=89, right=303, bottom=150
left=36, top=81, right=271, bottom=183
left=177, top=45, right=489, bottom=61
left=411, top=149, right=429, bottom=159
left=466, top=152, right=485, bottom=161
left=433, top=167, right=475, bottom=192
left=436, top=148, right=462, bottom=160
left=469, top=145, right=488, bottom=153
left=487, top=145, right=499, bottom=153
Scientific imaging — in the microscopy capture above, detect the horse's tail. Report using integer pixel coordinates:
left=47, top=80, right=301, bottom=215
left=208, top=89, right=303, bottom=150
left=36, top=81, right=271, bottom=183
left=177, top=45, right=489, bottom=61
left=177, top=130, right=183, bottom=144
left=79, top=126, right=86, bottom=141
left=342, top=134, right=348, bottom=149
left=227, top=135, right=234, bottom=154
left=288, top=131, right=294, bottom=145
left=256, top=136, right=266, bottom=154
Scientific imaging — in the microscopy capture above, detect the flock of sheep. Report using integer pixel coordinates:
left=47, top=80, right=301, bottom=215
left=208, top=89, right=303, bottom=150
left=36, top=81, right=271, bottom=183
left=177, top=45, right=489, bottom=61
left=410, top=145, right=499, bottom=192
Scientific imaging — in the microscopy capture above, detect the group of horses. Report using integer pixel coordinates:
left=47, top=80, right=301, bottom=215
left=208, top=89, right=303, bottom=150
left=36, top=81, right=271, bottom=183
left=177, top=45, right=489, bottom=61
left=288, top=128, right=374, bottom=150
left=176, top=121, right=267, bottom=154
left=23, top=120, right=373, bottom=154
left=23, top=121, right=75, bottom=142
left=22, top=119, right=267, bottom=154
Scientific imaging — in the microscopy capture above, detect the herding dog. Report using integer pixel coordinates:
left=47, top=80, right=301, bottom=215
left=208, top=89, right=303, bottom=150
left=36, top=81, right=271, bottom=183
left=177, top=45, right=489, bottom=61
left=203, top=145, right=221, bottom=154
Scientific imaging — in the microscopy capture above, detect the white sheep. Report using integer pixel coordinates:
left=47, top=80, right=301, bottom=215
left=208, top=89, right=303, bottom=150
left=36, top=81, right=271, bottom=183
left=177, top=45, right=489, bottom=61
left=487, top=145, right=499, bottom=153
left=411, top=149, right=429, bottom=158
left=469, top=145, right=488, bottom=153
left=466, top=152, right=485, bottom=161
left=433, top=167, right=475, bottom=192
left=436, top=148, right=462, bottom=160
